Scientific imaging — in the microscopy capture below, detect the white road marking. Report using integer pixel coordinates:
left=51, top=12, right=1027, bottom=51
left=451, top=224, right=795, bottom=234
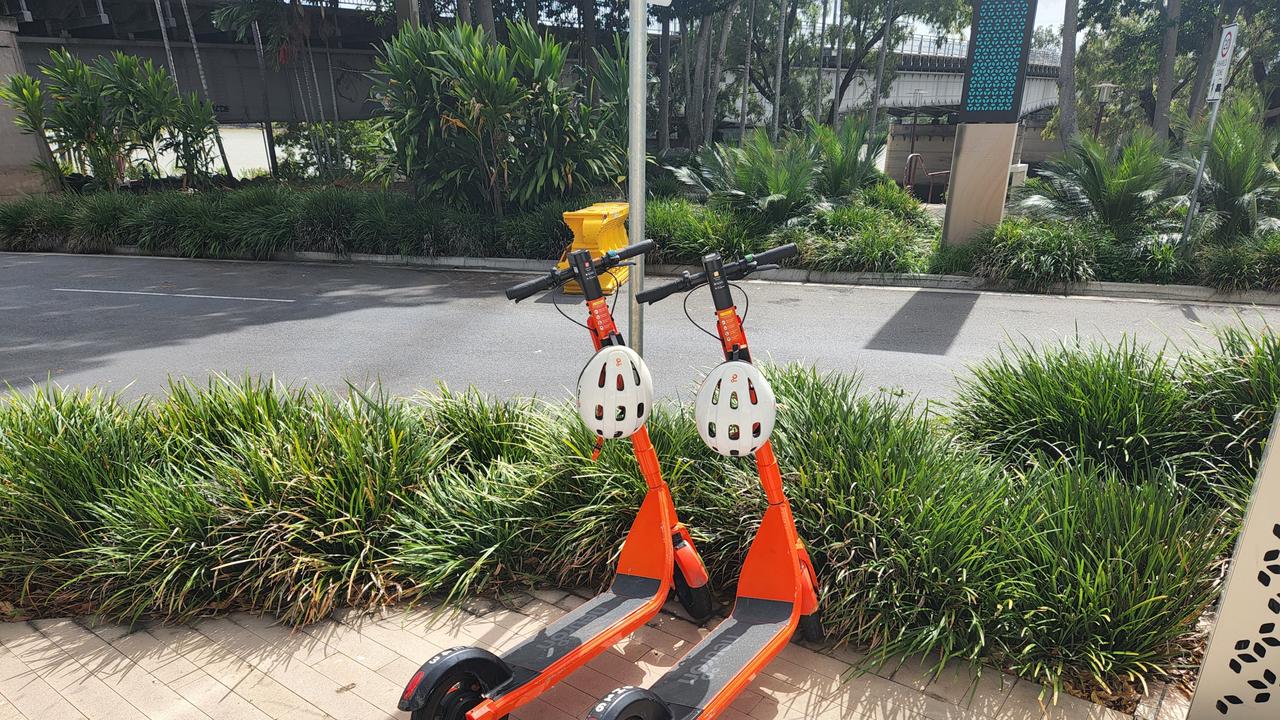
left=51, top=288, right=296, bottom=303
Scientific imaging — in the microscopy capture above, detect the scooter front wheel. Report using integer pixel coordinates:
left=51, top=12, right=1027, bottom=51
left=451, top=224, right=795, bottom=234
left=672, top=562, right=715, bottom=623
left=587, top=686, right=673, bottom=720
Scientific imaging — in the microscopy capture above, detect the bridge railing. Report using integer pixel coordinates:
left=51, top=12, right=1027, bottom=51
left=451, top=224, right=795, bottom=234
left=891, top=32, right=1061, bottom=67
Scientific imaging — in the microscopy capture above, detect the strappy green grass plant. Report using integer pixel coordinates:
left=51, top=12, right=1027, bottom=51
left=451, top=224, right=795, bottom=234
left=949, top=337, right=1201, bottom=479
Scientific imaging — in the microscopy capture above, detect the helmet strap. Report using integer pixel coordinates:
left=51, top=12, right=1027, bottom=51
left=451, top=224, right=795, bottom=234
left=590, top=435, right=604, bottom=462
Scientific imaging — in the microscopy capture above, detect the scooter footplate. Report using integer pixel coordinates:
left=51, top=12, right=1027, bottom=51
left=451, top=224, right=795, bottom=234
left=649, top=597, right=793, bottom=719
left=500, top=574, right=661, bottom=690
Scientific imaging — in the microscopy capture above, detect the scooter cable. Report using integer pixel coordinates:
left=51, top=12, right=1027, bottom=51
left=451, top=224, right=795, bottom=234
left=682, top=283, right=749, bottom=340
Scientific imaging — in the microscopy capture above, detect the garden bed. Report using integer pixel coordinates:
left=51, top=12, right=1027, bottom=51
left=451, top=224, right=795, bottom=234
left=2, top=185, right=1279, bottom=303
left=1, top=325, right=1275, bottom=712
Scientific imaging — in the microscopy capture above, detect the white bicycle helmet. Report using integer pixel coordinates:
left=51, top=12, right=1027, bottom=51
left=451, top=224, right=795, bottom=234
left=576, top=345, right=654, bottom=440
left=694, top=361, right=777, bottom=457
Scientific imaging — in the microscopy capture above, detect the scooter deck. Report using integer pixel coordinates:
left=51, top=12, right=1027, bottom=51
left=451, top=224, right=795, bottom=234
left=647, top=597, right=793, bottom=719
left=497, top=574, right=662, bottom=692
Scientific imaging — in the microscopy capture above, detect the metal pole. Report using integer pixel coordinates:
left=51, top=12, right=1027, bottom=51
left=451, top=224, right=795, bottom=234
left=1092, top=101, right=1104, bottom=138
left=1181, top=97, right=1222, bottom=245
left=867, top=0, right=892, bottom=128
left=627, top=0, right=646, bottom=353
left=739, top=0, right=757, bottom=143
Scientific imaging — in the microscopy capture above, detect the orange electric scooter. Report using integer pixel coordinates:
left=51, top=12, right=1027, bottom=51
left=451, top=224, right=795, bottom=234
left=397, top=241, right=713, bottom=720
left=587, top=244, right=821, bottom=720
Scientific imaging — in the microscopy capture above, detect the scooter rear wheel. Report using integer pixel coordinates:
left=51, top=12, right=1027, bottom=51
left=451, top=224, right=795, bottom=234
left=672, top=562, right=715, bottom=622
left=797, top=611, right=825, bottom=643
left=410, top=671, right=508, bottom=720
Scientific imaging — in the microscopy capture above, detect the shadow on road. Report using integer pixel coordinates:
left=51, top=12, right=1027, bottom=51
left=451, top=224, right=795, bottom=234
left=865, top=290, right=980, bottom=355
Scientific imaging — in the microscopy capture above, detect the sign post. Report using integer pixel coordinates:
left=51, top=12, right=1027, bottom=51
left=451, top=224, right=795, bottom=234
left=1188, top=410, right=1280, bottom=719
left=1181, top=23, right=1238, bottom=247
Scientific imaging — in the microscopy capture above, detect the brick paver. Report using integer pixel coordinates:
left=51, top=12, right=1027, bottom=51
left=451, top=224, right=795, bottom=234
left=0, top=590, right=1172, bottom=720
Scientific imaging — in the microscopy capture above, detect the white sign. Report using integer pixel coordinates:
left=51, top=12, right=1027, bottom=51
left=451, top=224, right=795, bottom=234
left=1188, top=411, right=1280, bottom=719
left=1207, top=23, right=1238, bottom=102
left=649, top=0, right=671, bottom=5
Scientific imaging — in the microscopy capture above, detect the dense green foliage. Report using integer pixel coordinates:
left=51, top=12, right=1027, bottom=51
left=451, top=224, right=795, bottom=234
left=372, top=21, right=625, bottom=217
left=4, top=322, right=1273, bottom=695
left=0, top=185, right=938, bottom=276
left=0, top=50, right=217, bottom=188
left=970, top=218, right=1102, bottom=291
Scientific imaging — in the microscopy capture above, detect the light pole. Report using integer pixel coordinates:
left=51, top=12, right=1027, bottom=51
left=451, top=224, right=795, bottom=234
left=1091, top=82, right=1116, bottom=139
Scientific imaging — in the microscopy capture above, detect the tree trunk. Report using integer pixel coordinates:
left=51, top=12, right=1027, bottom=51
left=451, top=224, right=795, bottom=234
left=703, top=2, right=739, bottom=142
left=1058, top=0, right=1078, bottom=148
left=1152, top=0, right=1180, bottom=139
left=582, top=0, right=598, bottom=78
left=525, top=0, right=538, bottom=25
left=659, top=16, right=672, bottom=152
left=474, top=0, right=495, bottom=35
left=688, top=17, right=713, bottom=148
left=739, top=0, right=757, bottom=142
left=456, top=0, right=471, bottom=25
left=681, top=18, right=692, bottom=124
left=829, top=22, right=884, bottom=124
left=815, top=0, right=828, bottom=119
left=178, top=0, right=234, bottom=179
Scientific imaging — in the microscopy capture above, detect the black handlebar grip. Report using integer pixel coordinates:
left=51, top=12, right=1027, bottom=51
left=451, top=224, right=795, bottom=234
left=750, top=243, right=799, bottom=266
left=636, top=280, right=683, bottom=304
left=611, top=239, right=656, bottom=261
left=505, top=273, right=556, bottom=302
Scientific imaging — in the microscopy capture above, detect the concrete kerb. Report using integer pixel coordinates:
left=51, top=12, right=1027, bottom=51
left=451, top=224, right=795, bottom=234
left=102, top=246, right=1280, bottom=308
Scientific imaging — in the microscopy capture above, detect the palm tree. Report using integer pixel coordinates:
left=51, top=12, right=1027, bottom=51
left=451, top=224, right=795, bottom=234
left=1013, top=131, right=1177, bottom=241
left=1176, top=93, right=1280, bottom=239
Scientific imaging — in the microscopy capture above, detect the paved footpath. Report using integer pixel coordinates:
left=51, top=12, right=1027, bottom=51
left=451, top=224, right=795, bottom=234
left=0, top=589, right=1188, bottom=720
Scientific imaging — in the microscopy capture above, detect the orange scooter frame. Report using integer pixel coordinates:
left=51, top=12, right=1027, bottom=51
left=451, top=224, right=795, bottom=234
left=398, top=244, right=711, bottom=720
left=589, top=246, right=819, bottom=720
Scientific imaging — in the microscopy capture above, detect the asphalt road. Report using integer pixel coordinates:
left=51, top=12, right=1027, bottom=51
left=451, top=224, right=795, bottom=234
left=3, top=252, right=1278, bottom=404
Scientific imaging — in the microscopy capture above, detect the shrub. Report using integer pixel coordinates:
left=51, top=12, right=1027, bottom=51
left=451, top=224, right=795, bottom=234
left=70, top=192, right=141, bottom=252
left=995, top=463, right=1229, bottom=694
left=1012, top=131, right=1175, bottom=242
left=646, top=197, right=758, bottom=264
left=675, top=129, right=818, bottom=228
left=801, top=204, right=928, bottom=273
left=219, top=185, right=297, bottom=259
left=1095, top=234, right=1192, bottom=284
left=970, top=217, right=1100, bottom=291
left=0, top=194, right=77, bottom=251
left=1181, top=321, right=1280, bottom=475
left=1177, top=92, right=1280, bottom=240
left=950, top=337, right=1200, bottom=478
left=858, top=178, right=934, bottom=230
left=808, top=114, right=885, bottom=200
left=0, top=349, right=1258, bottom=698
left=123, top=191, right=229, bottom=256
left=1199, top=242, right=1259, bottom=292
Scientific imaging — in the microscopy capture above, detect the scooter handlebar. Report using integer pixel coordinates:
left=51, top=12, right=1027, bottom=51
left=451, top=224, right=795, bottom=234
left=504, top=240, right=656, bottom=301
left=635, top=243, right=798, bottom=304
left=748, top=243, right=798, bottom=266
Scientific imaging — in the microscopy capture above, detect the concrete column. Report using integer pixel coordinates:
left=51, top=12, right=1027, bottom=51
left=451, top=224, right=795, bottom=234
left=941, top=122, right=1019, bottom=245
left=0, top=18, right=54, bottom=200
left=394, top=0, right=420, bottom=28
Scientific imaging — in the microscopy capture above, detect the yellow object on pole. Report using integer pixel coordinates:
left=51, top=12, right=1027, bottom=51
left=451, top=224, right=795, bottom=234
left=558, top=202, right=632, bottom=295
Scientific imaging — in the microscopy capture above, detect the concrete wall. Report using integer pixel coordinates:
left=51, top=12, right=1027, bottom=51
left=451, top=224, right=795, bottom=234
left=0, top=18, right=53, bottom=200
left=885, top=119, right=1057, bottom=191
